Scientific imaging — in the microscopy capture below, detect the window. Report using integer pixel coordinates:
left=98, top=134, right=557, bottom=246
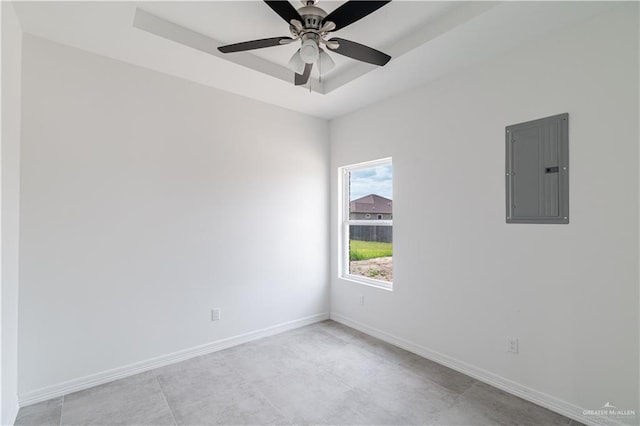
left=340, top=158, right=393, bottom=289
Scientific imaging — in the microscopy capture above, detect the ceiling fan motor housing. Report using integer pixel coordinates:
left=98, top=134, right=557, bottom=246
left=298, top=5, right=327, bottom=30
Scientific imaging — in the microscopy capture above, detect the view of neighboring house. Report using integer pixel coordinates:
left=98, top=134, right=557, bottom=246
left=349, top=194, right=393, bottom=220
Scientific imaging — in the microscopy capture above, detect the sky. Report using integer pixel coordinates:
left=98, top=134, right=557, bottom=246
left=349, top=164, right=393, bottom=201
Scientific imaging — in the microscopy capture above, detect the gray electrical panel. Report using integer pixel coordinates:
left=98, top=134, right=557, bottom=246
left=506, top=113, right=569, bottom=224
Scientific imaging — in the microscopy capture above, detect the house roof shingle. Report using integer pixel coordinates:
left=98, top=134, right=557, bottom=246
left=350, top=194, right=393, bottom=214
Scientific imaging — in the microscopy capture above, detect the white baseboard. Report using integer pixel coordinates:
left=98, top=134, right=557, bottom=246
left=330, top=312, right=626, bottom=426
left=19, top=312, right=329, bottom=407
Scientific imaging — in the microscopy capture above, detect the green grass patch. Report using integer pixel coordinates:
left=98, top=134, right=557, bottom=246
left=350, top=240, right=393, bottom=261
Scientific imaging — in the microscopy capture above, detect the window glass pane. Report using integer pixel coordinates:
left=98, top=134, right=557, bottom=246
left=349, top=225, right=393, bottom=282
left=342, top=160, right=393, bottom=286
left=349, top=165, right=393, bottom=220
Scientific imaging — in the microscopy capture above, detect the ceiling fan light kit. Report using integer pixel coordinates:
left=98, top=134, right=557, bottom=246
left=318, top=49, right=335, bottom=72
left=287, top=49, right=306, bottom=74
left=299, top=38, right=320, bottom=64
left=217, top=0, right=392, bottom=87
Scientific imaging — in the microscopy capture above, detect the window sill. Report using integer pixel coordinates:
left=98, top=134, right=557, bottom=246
left=339, top=274, right=393, bottom=291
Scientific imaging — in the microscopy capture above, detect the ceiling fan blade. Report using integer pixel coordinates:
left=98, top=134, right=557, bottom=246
left=218, top=37, right=293, bottom=53
left=322, top=1, right=390, bottom=31
left=295, top=63, right=313, bottom=86
left=328, top=38, right=391, bottom=66
left=264, top=1, right=303, bottom=25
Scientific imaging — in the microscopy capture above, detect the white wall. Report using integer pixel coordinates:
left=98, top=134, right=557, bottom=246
left=1, top=2, right=23, bottom=424
left=18, top=35, right=330, bottom=396
left=330, top=3, right=638, bottom=423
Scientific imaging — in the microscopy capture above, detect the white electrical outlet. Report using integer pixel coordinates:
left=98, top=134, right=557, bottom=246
left=211, top=308, right=221, bottom=321
left=507, top=338, right=519, bottom=353
left=359, top=295, right=364, bottom=306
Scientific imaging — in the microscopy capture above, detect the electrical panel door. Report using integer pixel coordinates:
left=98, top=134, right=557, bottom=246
left=506, top=113, right=569, bottom=224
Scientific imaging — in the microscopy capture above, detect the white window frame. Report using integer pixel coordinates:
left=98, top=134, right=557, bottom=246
left=339, top=158, right=393, bottom=290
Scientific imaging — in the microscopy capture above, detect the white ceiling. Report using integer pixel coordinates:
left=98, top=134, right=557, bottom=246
left=136, top=1, right=465, bottom=83
left=13, top=1, right=616, bottom=119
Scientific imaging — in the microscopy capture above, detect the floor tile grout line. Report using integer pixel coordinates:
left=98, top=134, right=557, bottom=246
left=315, top=325, right=480, bottom=421
left=446, top=377, right=478, bottom=409
left=373, top=336, right=480, bottom=403
left=252, top=383, right=295, bottom=424
left=59, top=395, right=65, bottom=426
left=284, top=331, right=438, bottom=424
left=154, top=375, right=178, bottom=426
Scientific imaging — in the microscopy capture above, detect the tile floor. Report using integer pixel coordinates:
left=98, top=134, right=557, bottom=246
left=15, top=320, right=581, bottom=425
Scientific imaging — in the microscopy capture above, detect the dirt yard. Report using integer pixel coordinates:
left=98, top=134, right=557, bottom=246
left=349, top=256, right=393, bottom=282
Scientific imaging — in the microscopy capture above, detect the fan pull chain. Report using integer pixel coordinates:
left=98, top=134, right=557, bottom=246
left=315, top=56, right=322, bottom=92
left=310, top=62, right=318, bottom=93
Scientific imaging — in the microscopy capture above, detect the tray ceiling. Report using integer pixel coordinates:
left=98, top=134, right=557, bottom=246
left=13, top=1, right=615, bottom=119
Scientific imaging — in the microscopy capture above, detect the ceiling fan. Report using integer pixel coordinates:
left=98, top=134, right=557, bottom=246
left=217, top=0, right=392, bottom=86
